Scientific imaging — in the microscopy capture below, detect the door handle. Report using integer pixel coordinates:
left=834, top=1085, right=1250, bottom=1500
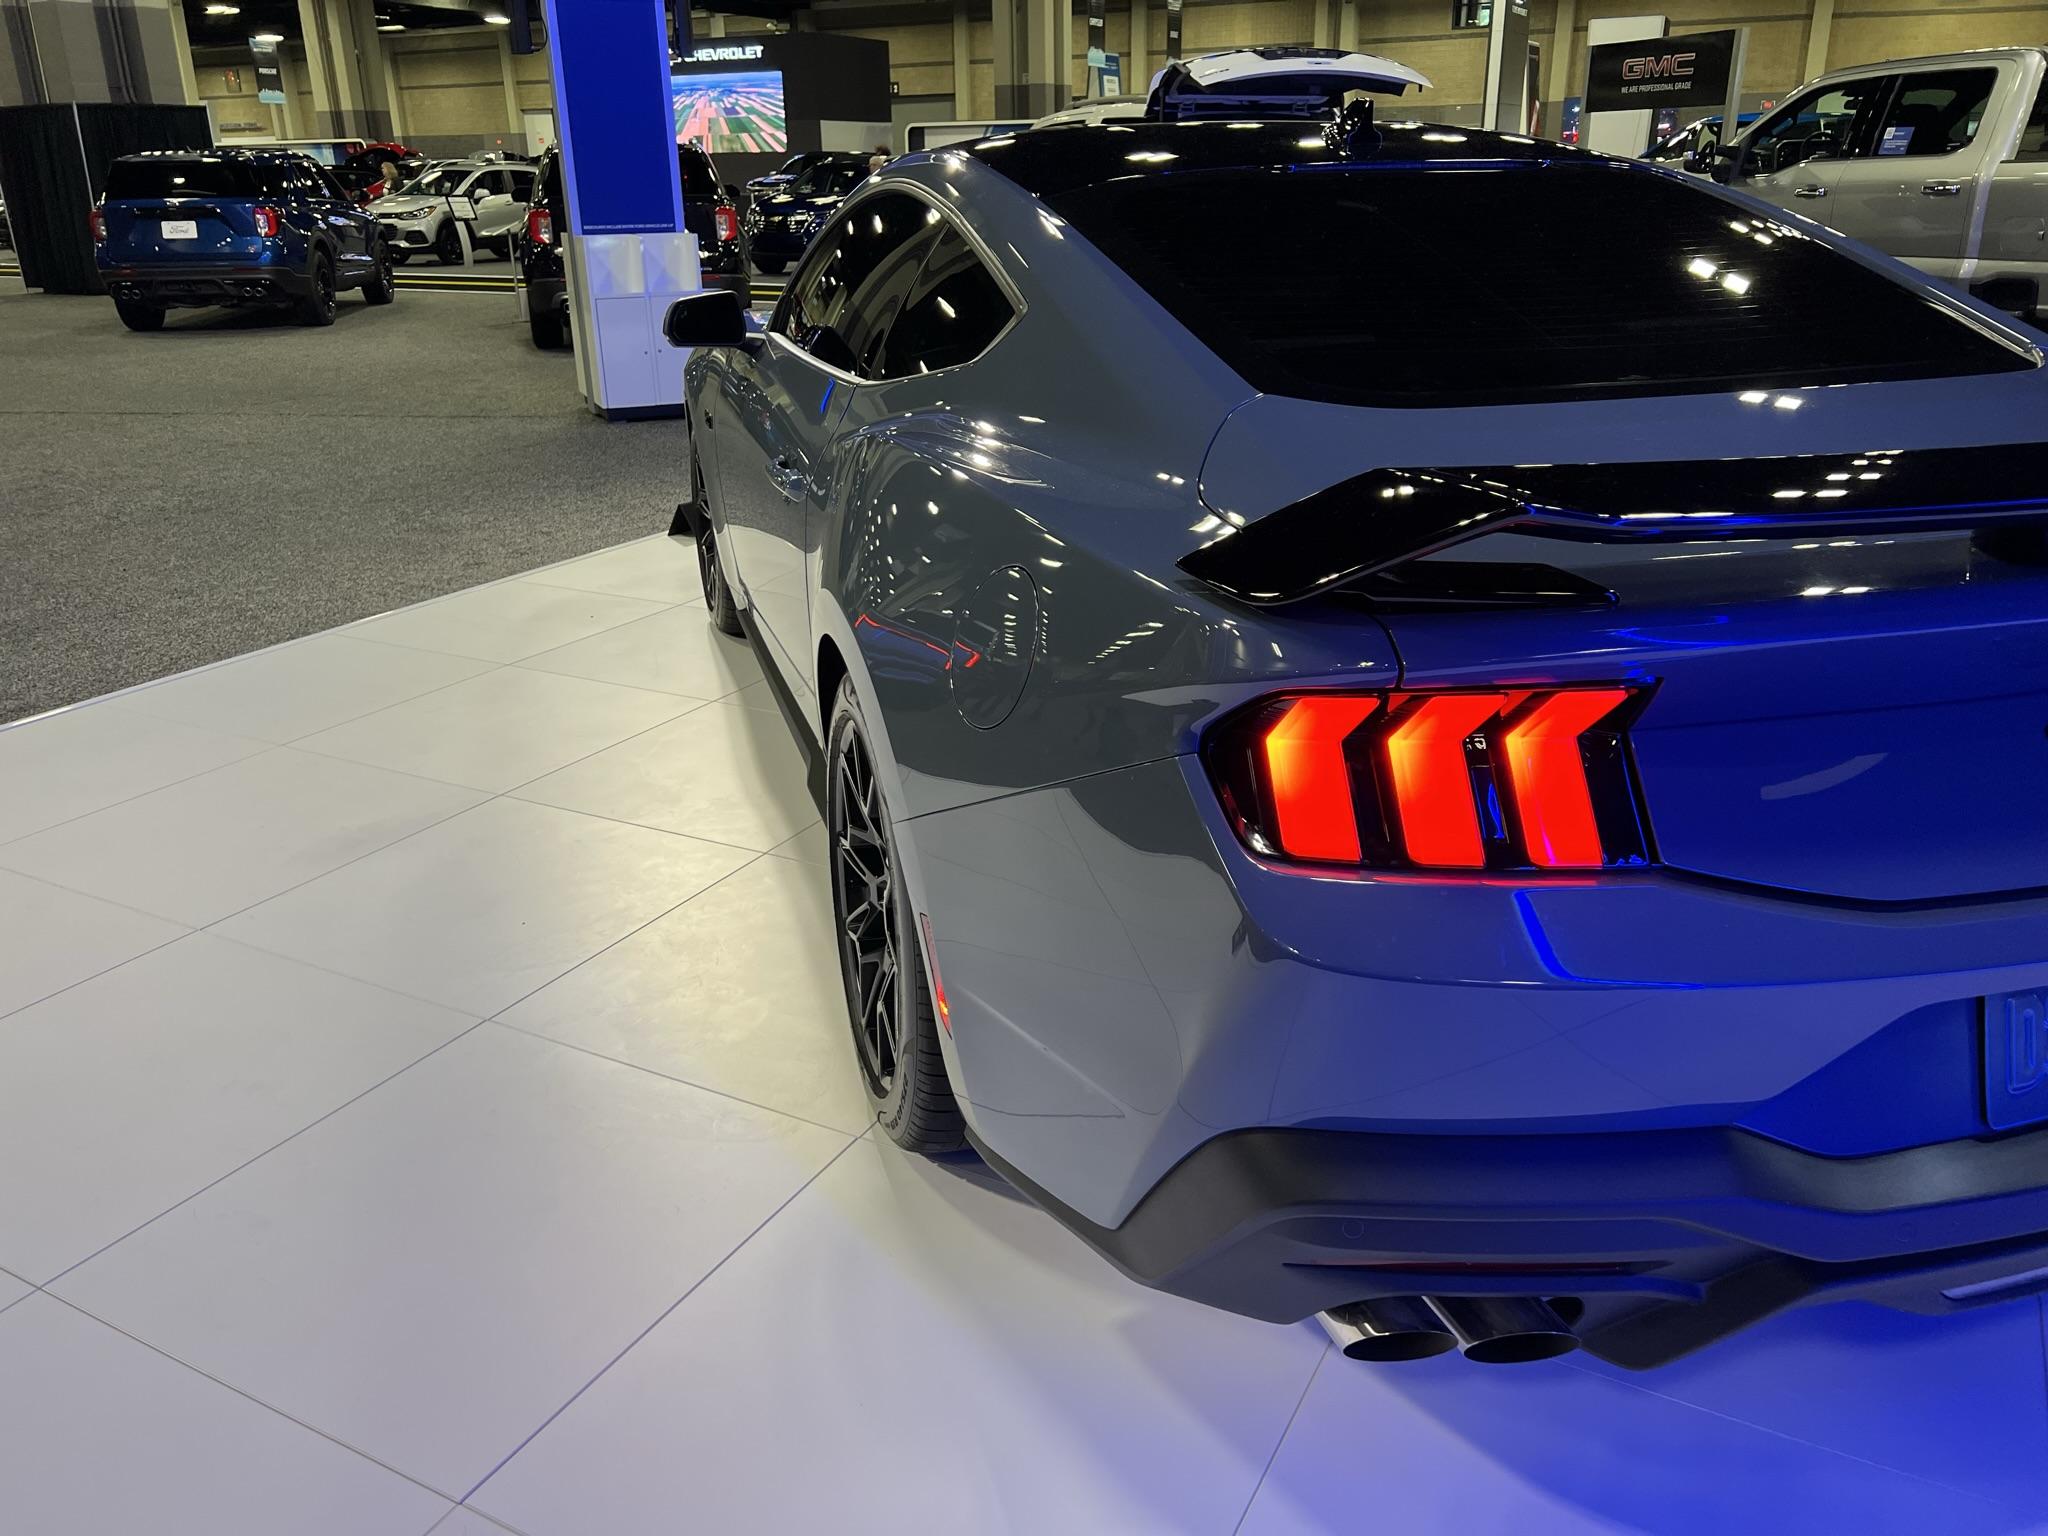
left=1921, top=180, right=1964, bottom=198
left=768, top=456, right=804, bottom=501
left=1793, top=184, right=1828, bottom=199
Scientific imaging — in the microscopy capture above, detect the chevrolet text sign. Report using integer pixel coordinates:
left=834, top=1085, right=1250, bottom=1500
left=1586, top=29, right=1737, bottom=112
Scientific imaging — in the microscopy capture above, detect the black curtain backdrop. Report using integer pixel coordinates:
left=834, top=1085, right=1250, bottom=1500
left=0, top=102, right=208, bottom=294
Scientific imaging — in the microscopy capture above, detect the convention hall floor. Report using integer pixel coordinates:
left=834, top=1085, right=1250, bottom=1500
left=0, top=535, right=2043, bottom=1535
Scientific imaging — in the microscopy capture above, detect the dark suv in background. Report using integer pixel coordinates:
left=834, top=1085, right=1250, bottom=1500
left=515, top=141, right=748, bottom=350
left=742, top=153, right=870, bottom=273
left=92, top=149, right=392, bottom=331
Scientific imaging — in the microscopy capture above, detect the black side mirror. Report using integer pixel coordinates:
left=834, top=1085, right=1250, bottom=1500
left=664, top=288, right=749, bottom=348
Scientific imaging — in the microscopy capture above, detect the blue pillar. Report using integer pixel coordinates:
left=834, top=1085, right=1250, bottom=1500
left=538, top=0, right=696, bottom=418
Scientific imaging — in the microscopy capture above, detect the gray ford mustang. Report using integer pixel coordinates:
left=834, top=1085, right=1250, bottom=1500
left=665, top=72, right=2048, bottom=1369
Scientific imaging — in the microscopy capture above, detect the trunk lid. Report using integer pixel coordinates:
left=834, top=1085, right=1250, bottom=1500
left=1193, top=380, right=2048, bottom=903
left=101, top=199, right=263, bottom=263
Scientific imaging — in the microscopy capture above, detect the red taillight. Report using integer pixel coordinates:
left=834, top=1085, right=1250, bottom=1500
left=713, top=203, right=739, bottom=244
left=1498, top=689, right=1633, bottom=868
left=527, top=206, right=553, bottom=246
left=89, top=208, right=106, bottom=243
left=1206, top=685, right=1650, bottom=874
left=1382, top=693, right=1506, bottom=868
left=253, top=205, right=282, bottom=238
left=1262, top=695, right=1381, bottom=862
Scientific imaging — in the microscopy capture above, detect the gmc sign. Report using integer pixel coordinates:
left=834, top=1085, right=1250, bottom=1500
left=1586, top=29, right=1737, bottom=112
left=1621, top=52, right=1695, bottom=82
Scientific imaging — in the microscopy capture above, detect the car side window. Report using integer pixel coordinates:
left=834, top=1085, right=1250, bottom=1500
left=1870, top=68, right=1998, bottom=159
left=1742, top=79, right=1885, bottom=174
left=872, top=223, right=1016, bottom=379
left=774, top=191, right=937, bottom=373
left=509, top=169, right=537, bottom=200
left=2017, top=78, right=2048, bottom=162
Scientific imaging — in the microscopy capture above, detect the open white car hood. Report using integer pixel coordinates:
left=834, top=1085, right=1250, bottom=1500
left=1175, top=47, right=1431, bottom=96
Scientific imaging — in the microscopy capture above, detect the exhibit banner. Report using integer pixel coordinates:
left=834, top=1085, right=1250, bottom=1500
left=1585, top=29, right=1739, bottom=113
left=250, top=36, right=284, bottom=105
left=539, top=0, right=683, bottom=236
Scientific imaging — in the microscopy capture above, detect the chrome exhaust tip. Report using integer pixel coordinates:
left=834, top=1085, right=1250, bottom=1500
left=1317, top=1297, right=1459, bottom=1362
left=1426, top=1296, right=1580, bottom=1364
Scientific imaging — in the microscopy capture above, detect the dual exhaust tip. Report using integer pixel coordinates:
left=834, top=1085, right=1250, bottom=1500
left=1318, top=1296, right=1578, bottom=1365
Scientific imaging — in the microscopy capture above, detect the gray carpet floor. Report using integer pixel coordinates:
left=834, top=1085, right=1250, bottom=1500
left=0, top=276, right=692, bottom=723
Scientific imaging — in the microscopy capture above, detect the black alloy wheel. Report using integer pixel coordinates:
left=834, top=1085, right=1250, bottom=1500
left=435, top=220, right=462, bottom=265
left=363, top=244, right=395, bottom=305
left=835, top=718, right=902, bottom=1099
left=826, top=681, right=965, bottom=1152
left=298, top=256, right=336, bottom=326
left=694, top=458, right=743, bottom=636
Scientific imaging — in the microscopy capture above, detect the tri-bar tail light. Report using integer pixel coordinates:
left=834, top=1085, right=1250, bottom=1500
left=1204, top=686, right=1654, bottom=873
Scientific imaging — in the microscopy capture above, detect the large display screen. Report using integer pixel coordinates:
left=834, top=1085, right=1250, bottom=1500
left=671, top=70, right=788, bottom=155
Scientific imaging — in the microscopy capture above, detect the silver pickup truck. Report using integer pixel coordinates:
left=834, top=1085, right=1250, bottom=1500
left=1695, top=47, right=2048, bottom=315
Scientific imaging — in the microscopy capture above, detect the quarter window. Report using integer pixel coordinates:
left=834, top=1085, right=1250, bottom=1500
left=775, top=191, right=937, bottom=373
left=1871, top=68, right=1997, bottom=159
left=2017, top=78, right=2048, bottom=161
left=872, top=224, right=1016, bottom=379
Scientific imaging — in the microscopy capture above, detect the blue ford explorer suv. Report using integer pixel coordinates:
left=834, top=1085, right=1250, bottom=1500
left=92, top=148, right=393, bottom=331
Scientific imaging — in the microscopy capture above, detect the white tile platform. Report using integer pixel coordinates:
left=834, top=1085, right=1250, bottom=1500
left=3, top=533, right=2045, bottom=1534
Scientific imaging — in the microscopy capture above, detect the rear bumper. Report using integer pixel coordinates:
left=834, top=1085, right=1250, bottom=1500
left=969, top=1118, right=2048, bottom=1368
left=908, top=751, right=2048, bottom=1364
left=102, top=264, right=311, bottom=306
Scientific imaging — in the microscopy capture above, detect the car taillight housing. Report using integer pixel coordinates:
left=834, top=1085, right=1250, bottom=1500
left=1204, top=686, right=1653, bottom=873
left=88, top=208, right=106, bottom=243
left=253, top=205, right=283, bottom=238
left=527, top=206, right=553, bottom=246
left=714, top=203, right=739, bottom=244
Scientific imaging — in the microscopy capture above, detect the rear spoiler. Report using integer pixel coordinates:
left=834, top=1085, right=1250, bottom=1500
left=1177, top=446, right=2048, bottom=606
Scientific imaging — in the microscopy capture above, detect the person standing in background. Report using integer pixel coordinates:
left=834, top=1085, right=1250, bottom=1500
left=868, top=144, right=889, bottom=174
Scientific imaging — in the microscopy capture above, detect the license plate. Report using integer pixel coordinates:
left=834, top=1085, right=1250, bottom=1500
left=1984, top=990, right=2048, bottom=1130
left=160, top=219, right=198, bottom=240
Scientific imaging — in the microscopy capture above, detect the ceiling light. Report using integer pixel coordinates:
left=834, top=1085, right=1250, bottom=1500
left=252, top=30, right=284, bottom=41
left=483, top=10, right=511, bottom=22
left=204, top=3, right=240, bottom=14
left=378, top=20, right=404, bottom=28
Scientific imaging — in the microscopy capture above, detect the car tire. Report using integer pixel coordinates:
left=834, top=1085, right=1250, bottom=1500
left=827, top=677, right=966, bottom=1155
left=362, top=245, right=396, bottom=305
left=296, top=256, right=336, bottom=327
left=754, top=257, right=786, bottom=275
left=435, top=222, right=462, bottom=265
left=114, top=298, right=165, bottom=332
left=694, top=463, right=745, bottom=638
left=528, top=308, right=566, bottom=349
left=390, top=250, right=412, bottom=265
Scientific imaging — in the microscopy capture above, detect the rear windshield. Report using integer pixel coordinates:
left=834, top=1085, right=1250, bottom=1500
left=103, top=157, right=257, bottom=200
left=1041, top=162, right=2034, bottom=406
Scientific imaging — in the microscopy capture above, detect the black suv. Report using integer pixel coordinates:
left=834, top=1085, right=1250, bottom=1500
left=515, top=142, right=749, bottom=350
